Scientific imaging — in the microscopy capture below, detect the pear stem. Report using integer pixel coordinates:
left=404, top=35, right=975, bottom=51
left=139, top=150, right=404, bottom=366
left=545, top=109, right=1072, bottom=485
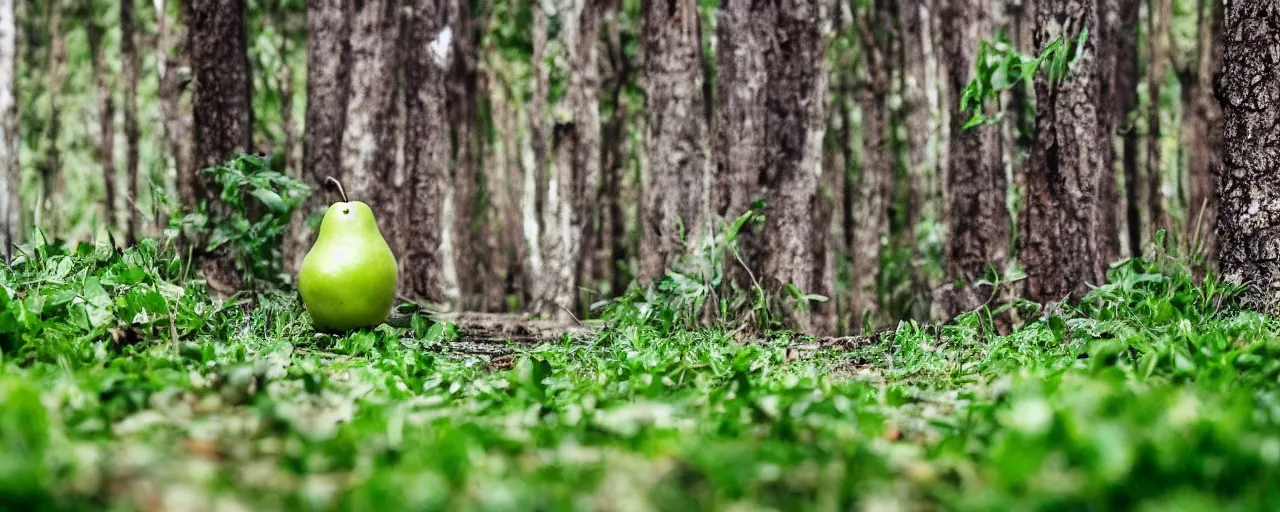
left=325, top=176, right=349, bottom=203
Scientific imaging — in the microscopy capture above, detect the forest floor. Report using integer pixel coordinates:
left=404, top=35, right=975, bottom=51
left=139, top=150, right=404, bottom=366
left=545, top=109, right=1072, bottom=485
left=3, top=236, right=1280, bottom=511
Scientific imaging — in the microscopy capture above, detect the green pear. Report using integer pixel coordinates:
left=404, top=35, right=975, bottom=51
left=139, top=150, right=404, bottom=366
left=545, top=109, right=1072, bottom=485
left=299, top=178, right=398, bottom=331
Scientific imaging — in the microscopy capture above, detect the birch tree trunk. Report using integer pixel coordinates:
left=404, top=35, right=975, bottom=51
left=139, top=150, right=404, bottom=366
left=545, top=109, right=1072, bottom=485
left=1019, top=0, right=1105, bottom=304
left=0, top=0, right=16, bottom=261
left=640, top=0, right=709, bottom=283
left=1216, top=2, right=1280, bottom=313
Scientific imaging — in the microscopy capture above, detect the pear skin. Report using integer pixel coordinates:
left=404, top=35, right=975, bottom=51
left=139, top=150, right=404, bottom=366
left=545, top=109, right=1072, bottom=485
left=299, top=201, right=398, bottom=331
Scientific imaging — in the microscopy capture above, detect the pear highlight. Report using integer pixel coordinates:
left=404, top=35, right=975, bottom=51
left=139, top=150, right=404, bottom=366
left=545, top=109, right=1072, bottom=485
left=298, top=177, right=398, bottom=331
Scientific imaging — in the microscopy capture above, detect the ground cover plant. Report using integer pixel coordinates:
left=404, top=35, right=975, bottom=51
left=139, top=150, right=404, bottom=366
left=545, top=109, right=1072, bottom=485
left=3, top=173, right=1280, bottom=510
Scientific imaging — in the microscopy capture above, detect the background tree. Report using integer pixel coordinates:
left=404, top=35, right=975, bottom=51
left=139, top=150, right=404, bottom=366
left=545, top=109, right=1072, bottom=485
left=1019, top=0, right=1105, bottom=304
left=85, top=7, right=117, bottom=236
left=849, top=0, right=893, bottom=331
left=121, top=0, right=141, bottom=243
left=941, top=0, right=1008, bottom=317
left=1217, top=1, right=1280, bottom=313
left=1183, top=0, right=1223, bottom=265
left=0, top=0, right=15, bottom=262
left=190, top=0, right=254, bottom=293
left=290, top=0, right=349, bottom=271
left=398, top=0, right=451, bottom=303
left=758, top=0, right=829, bottom=333
left=639, top=0, right=709, bottom=284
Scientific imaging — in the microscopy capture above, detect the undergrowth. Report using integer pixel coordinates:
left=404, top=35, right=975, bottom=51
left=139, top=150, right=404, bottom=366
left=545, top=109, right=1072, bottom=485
left=2, top=164, right=1280, bottom=511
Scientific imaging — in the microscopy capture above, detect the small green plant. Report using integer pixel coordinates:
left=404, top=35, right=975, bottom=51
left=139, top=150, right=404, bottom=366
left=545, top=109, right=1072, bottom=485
left=172, top=154, right=309, bottom=289
left=959, top=26, right=1091, bottom=129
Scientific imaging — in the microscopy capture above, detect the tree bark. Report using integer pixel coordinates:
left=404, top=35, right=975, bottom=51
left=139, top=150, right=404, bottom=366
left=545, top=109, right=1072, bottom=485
left=1216, top=2, right=1280, bottom=313
left=761, top=0, right=828, bottom=333
left=449, top=0, right=485, bottom=309
left=86, top=13, right=118, bottom=237
left=289, top=0, right=350, bottom=271
left=1019, top=0, right=1105, bottom=304
left=155, top=0, right=194, bottom=220
left=850, top=1, right=893, bottom=331
left=940, top=0, right=1008, bottom=316
left=534, top=0, right=602, bottom=318
left=38, top=0, right=66, bottom=236
left=898, top=0, right=938, bottom=247
left=1186, top=0, right=1222, bottom=265
left=600, top=0, right=633, bottom=300
left=398, top=0, right=451, bottom=303
left=341, top=0, right=399, bottom=215
left=190, top=0, right=254, bottom=293
left=640, top=0, right=709, bottom=283
left=713, top=0, right=769, bottom=302
left=122, top=0, right=142, bottom=244
left=0, top=0, right=16, bottom=261
left=523, top=5, right=549, bottom=307
left=1118, top=0, right=1141, bottom=256
left=1095, top=0, right=1121, bottom=263
left=1146, top=0, right=1170, bottom=239
left=190, top=0, right=254, bottom=173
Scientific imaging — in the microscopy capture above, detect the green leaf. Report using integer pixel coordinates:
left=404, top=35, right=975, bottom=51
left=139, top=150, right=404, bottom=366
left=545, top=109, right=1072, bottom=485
left=250, top=188, right=288, bottom=213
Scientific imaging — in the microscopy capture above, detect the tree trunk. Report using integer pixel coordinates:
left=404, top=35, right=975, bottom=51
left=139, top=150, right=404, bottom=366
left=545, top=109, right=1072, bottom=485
left=850, top=1, right=893, bottom=331
left=761, top=0, right=828, bottom=333
left=1095, top=0, right=1121, bottom=263
left=640, top=0, right=709, bottom=283
left=122, top=0, right=142, bottom=244
left=86, top=14, right=118, bottom=237
left=1146, top=0, right=1170, bottom=239
left=898, top=0, right=938, bottom=248
left=1118, top=0, right=1141, bottom=256
left=341, top=0, right=399, bottom=216
left=190, top=0, right=254, bottom=293
left=523, top=5, right=549, bottom=307
left=398, top=0, right=451, bottom=303
left=38, top=0, right=66, bottom=236
left=485, top=61, right=526, bottom=311
left=1019, top=0, right=1105, bottom=304
left=448, top=0, right=483, bottom=309
left=1216, top=2, right=1280, bottom=313
left=1186, top=0, right=1222, bottom=265
left=0, top=0, right=16, bottom=261
left=155, top=0, right=194, bottom=219
left=940, top=0, right=1008, bottom=316
left=713, top=0, right=769, bottom=302
left=600, top=0, right=633, bottom=300
left=290, top=0, right=350, bottom=271
left=534, top=0, right=602, bottom=318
